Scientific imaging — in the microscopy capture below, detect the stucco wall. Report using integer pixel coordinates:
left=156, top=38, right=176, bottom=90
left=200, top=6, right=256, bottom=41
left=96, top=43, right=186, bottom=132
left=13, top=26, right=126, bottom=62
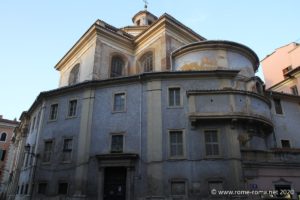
left=174, top=50, right=254, bottom=77
left=59, top=39, right=96, bottom=87
left=262, top=43, right=300, bottom=89
left=271, top=98, right=300, bottom=148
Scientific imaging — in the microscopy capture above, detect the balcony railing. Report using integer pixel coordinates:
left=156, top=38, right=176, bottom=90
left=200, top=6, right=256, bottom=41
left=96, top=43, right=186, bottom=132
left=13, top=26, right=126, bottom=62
left=241, top=149, right=300, bottom=164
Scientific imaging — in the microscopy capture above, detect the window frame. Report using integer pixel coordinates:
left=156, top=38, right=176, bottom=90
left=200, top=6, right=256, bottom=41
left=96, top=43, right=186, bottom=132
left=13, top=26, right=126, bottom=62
left=168, top=129, right=186, bottom=159
left=42, top=139, right=54, bottom=164
left=110, top=55, right=125, bottom=78
left=170, top=179, right=188, bottom=197
left=110, top=133, right=125, bottom=153
left=0, top=132, right=7, bottom=142
left=208, top=179, right=224, bottom=194
left=281, top=139, right=291, bottom=148
left=31, top=116, right=36, bottom=132
left=68, top=63, right=80, bottom=86
left=291, top=85, right=299, bottom=95
left=67, top=99, right=78, bottom=118
left=36, top=110, right=41, bottom=130
left=282, top=65, right=292, bottom=78
left=24, top=184, right=29, bottom=195
left=274, top=184, right=292, bottom=198
left=0, top=149, right=6, bottom=161
left=37, top=181, right=48, bottom=195
left=49, top=103, right=59, bottom=121
left=62, top=137, right=73, bottom=163
left=139, top=51, right=154, bottom=73
left=112, top=92, right=127, bottom=113
left=57, top=181, right=69, bottom=195
left=168, top=86, right=183, bottom=108
left=273, top=98, right=284, bottom=115
left=204, top=129, right=221, bottom=158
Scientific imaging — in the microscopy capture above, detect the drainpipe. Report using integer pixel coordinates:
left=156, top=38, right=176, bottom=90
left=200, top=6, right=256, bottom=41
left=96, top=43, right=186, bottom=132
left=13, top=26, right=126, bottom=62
left=139, top=75, right=143, bottom=178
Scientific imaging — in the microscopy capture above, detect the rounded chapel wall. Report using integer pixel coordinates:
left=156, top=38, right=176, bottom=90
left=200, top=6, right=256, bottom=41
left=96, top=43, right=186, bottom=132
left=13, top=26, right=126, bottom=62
left=172, top=41, right=259, bottom=78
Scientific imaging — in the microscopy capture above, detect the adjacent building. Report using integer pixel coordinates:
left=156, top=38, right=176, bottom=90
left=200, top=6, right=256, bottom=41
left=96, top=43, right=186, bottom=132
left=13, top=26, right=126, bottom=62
left=0, top=115, right=19, bottom=197
left=261, top=42, right=300, bottom=94
left=8, top=9, right=300, bottom=200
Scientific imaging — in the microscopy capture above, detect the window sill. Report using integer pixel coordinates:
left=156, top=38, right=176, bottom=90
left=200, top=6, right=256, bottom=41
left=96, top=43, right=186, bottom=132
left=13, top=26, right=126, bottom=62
left=274, top=113, right=285, bottom=117
left=111, top=110, right=126, bottom=114
left=61, top=161, right=72, bottom=164
left=167, top=106, right=184, bottom=109
left=168, top=157, right=186, bottom=161
left=204, top=156, right=223, bottom=160
left=110, top=151, right=124, bottom=154
left=65, top=115, right=77, bottom=120
left=41, top=162, right=51, bottom=165
left=47, top=119, right=57, bottom=123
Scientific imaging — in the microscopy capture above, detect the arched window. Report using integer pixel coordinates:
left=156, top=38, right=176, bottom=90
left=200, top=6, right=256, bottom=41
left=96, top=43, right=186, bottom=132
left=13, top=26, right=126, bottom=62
left=140, top=52, right=153, bottom=72
left=0, top=132, right=7, bottom=142
left=111, top=56, right=124, bottom=77
left=68, top=64, right=80, bottom=85
left=256, top=82, right=262, bottom=94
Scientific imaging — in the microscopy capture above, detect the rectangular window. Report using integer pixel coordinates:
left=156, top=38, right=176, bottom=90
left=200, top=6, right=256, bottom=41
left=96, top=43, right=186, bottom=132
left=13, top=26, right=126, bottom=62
left=58, top=182, right=68, bottom=195
left=25, top=153, right=30, bottom=167
left=43, top=140, right=53, bottom=163
left=111, top=135, right=124, bottom=153
left=208, top=180, right=223, bottom=191
left=291, top=86, right=299, bottom=95
left=0, top=150, right=6, bottom=161
left=274, top=98, right=283, bottom=114
left=20, top=185, right=24, bottom=194
left=36, top=110, right=41, bottom=129
left=31, top=117, right=36, bottom=131
left=169, top=88, right=181, bottom=107
left=113, top=93, right=126, bottom=112
left=171, top=181, right=186, bottom=196
left=282, top=66, right=292, bottom=78
left=281, top=140, right=291, bottom=148
left=275, top=185, right=292, bottom=198
left=68, top=100, right=77, bottom=117
left=49, top=104, right=58, bottom=120
left=29, top=145, right=34, bottom=166
left=169, top=130, right=184, bottom=158
left=62, top=138, right=72, bottom=162
left=205, top=130, right=219, bottom=156
left=38, top=182, right=47, bottom=194
left=25, top=184, right=28, bottom=195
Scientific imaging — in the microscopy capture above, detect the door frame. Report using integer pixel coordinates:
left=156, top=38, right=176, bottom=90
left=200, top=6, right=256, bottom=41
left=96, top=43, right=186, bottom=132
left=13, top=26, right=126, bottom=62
left=96, top=153, right=138, bottom=200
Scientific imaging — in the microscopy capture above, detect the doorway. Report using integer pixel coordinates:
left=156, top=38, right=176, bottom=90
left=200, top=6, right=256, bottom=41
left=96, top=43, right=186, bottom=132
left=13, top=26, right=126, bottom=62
left=103, top=167, right=127, bottom=200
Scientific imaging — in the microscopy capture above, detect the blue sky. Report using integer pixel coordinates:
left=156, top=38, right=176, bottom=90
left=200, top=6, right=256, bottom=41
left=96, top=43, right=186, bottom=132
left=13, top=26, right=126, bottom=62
left=1, top=0, right=300, bottom=120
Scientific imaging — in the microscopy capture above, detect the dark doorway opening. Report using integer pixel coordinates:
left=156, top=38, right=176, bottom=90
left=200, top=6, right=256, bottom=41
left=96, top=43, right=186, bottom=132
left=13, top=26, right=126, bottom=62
left=104, top=167, right=126, bottom=200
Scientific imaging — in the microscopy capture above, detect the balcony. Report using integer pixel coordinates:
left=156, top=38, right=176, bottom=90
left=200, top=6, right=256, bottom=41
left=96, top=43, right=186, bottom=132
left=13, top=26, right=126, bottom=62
left=241, top=149, right=300, bottom=166
left=187, top=89, right=273, bottom=132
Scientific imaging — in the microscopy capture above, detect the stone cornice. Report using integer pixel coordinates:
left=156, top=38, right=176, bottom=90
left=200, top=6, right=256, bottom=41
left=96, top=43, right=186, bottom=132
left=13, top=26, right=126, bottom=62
left=189, top=112, right=273, bottom=129
left=0, top=118, right=19, bottom=125
left=25, top=70, right=239, bottom=116
left=55, top=21, right=134, bottom=71
left=134, top=14, right=205, bottom=46
left=187, top=89, right=271, bottom=106
left=265, top=90, right=300, bottom=101
left=55, top=13, right=206, bottom=71
left=268, top=66, right=300, bottom=91
left=54, top=24, right=98, bottom=71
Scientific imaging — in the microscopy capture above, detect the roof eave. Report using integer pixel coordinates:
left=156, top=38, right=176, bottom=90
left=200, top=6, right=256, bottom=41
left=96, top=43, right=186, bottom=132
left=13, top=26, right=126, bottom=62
left=134, top=13, right=206, bottom=43
left=55, top=20, right=134, bottom=71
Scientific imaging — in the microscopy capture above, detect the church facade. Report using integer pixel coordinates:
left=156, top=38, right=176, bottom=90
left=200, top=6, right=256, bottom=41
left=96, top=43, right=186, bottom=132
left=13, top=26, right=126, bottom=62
left=7, top=9, right=300, bottom=200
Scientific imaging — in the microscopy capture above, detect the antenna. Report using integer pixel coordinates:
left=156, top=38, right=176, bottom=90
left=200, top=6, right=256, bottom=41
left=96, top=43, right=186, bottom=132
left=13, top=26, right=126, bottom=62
left=143, top=0, right=148, bottom=10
